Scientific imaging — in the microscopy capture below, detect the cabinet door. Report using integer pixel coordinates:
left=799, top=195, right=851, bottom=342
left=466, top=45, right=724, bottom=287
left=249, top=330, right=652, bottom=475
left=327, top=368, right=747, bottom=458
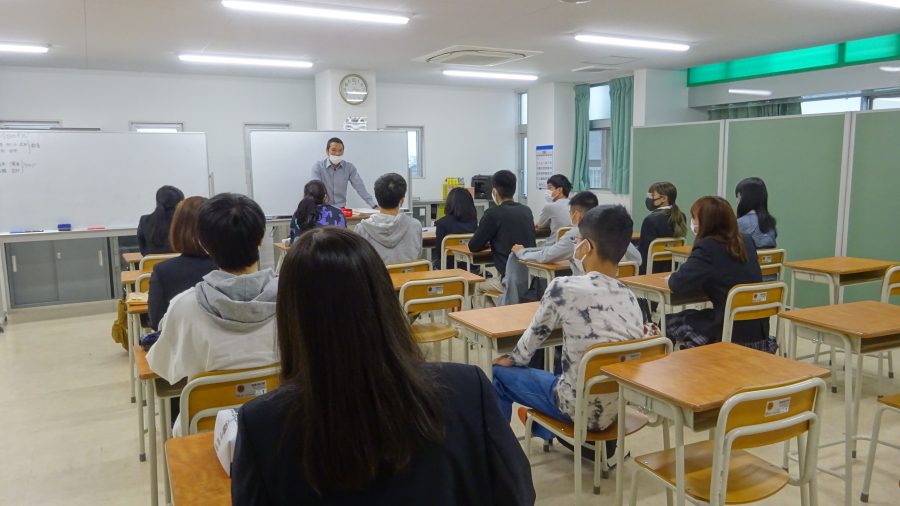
left=55, top=238, right=112, bottom=303
left=6, top=241, right=58, bottom=307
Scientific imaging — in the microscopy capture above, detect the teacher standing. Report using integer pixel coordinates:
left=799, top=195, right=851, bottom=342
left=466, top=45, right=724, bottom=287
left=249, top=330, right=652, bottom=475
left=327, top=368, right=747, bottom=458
left=311, top=137, right=378, bottom=209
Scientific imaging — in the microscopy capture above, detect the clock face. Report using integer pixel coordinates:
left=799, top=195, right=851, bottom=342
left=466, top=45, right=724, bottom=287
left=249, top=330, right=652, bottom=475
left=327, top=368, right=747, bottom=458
left=339, top=74, right=368, bottom=105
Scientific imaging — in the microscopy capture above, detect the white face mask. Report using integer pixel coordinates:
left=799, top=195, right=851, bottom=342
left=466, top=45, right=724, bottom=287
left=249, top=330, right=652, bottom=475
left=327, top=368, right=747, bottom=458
left=544, top=189, right=555, bottom=203
left=572, top=238, right=591, bottom=274
left=691, top=220, right=700, bottom=235
left=492, top=190, right=501, bottom=206
left=328, top=155, right=343, bottom=166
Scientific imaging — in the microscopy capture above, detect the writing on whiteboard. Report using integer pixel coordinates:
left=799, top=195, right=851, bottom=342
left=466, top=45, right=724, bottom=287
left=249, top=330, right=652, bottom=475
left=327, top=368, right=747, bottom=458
left=0, top=132, right=41, bottom=175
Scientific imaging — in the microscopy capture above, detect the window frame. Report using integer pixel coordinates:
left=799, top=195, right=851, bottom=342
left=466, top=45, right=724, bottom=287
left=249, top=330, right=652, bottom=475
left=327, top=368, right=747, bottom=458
left=517, top=92, right=528, bottom=199
left=588, top=120, right=611, bottom=190
left=129, top=122, right=184, bottom=133
left=385, top=126, right=425, bottom=179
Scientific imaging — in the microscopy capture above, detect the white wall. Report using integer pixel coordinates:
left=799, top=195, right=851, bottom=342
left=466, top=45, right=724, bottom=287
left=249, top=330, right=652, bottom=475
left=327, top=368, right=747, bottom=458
left=316, top=69, right=378, bottom=130
left=634, top=69, right=708, bottom=127
left=377, top=82, right=516, bottom=201
left=0, top=67, right=317, bottom=194
left=525, top=81, right=575, bottom=217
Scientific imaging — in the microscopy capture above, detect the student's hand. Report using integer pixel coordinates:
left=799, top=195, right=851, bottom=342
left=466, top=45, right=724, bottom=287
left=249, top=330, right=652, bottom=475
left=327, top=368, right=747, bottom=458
left=493, top=355, right=515, bottom=367
left=511, top=244, right=524, bottom=255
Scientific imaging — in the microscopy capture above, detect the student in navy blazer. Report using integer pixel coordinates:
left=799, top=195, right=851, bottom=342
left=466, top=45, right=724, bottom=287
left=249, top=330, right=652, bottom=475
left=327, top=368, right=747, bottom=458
left=231, top=228, right=535, bottom=506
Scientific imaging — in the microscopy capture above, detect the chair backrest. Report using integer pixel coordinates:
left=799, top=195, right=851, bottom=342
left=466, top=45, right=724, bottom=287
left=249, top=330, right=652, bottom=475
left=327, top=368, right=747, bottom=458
left=136, top=273, right=152, bottom=294
left=648, top=238, right=684, bottom=272
left=556, top=226, right=572, bottom=242
left=179, top=365, right=281, bottom=435
left=439, top=233, right=474, bottom=270
left=386, top=260, right=431, bottom=275
left=400, top=277, right=468, bottom=314
left=757, top=248, right=786, bottom=280
left=139, top=253, right=179, bottom=273
left=710, top=377, right=825, bottom=503
left=722, top=281, right=788, bottom=343
left=882, top=265, right=900, bottom=303
left=575, top=336, right=671, bottom=408
left=616, top=261, right=638, bottom=278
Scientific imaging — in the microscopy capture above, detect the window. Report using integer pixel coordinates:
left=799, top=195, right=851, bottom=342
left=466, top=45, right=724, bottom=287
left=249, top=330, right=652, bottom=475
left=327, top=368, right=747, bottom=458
left=386, top=126, right=424, bottom=178
left=589, top=85, right=611, bottom=120
left=130, top=122, right=183, bottom=133
left=588, top=129, right=610, bottom=189
left=800, top=97, right=862, bottom=115
left=517, top=92, right=528, bottom=198
left=0, top=120, right=60, bottom=130
left=519, top=92, right=528, bottom=125
left=872, top=96, right=900, bottom=110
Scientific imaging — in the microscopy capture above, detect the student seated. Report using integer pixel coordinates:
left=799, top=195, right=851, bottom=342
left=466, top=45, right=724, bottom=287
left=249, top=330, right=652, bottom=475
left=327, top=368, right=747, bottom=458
left=502, top=192, right=643, bottom=305
left=290, top=180, right=347, bottom=243
left=231, top=228, right=535, bottom=505
left=537, top=174, right=573, bottom=244
left=667, top=196, right=772, bottom=352
left=735, top=177, right=777, bottom=249
left=355, top=173, right=423, bottom=264
left=147, top=193, right=279, bottom=421
left=433, top=187, right=477, bottom=269
left=469, top=170, right=536, bottom=306
left=638, top=181, right=687, bottom=274
left=148, top=196, right=217, bottom=331
left=137, top=185, right=184, bottom=255
left=492, top=206, right=651, bottom=445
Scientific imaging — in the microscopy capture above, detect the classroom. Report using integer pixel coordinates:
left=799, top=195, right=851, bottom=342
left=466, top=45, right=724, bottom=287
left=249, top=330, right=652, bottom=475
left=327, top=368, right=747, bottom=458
left=2, top=1, right=900, bottom=505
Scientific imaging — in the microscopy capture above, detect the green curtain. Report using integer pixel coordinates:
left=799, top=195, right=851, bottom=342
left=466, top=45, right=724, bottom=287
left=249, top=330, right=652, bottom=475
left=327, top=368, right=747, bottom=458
left=708, top=102, right=801, bottom=120
left=609, top=76, right=634, bottom=194
left=571, top=84, right=591, bottom=191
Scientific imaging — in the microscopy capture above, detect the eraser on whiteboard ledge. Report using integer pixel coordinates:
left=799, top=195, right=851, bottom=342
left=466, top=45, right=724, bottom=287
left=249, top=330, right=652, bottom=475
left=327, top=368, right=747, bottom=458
left=87, top=226, right=106, bottom=230
left=58, top=224, right=72, bottom=231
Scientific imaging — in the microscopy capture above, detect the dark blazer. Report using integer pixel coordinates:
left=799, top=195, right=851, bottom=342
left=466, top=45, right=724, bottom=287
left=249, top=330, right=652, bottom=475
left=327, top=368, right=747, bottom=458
left=433, top=214, right=477, bottom=269
left=137, top=214, right=174, bottom=255
left=638, top=209, right=681, bottom=275
left=468, top=201, right=536, bottom=277
left=668, top=235, right=768, bottom=343
left=148, top=254, right=217, bottom=330
left=231, top=363, right=535, bottom=506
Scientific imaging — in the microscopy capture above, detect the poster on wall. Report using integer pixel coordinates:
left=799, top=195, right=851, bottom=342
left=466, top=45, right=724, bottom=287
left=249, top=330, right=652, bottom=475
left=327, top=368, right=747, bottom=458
left=535, top=145, right=554, bottom=190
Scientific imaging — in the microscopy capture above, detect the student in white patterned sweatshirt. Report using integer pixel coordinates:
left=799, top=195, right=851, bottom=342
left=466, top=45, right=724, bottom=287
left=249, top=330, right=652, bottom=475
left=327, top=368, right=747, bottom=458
left=492, top=205, right=652, bottom=446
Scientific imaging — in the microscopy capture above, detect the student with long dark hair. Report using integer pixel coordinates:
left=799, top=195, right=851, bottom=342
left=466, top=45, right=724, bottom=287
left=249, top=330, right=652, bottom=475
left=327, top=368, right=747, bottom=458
left=735, top=177, right=777, bottom=248
left=433, top=187, right=477, bottom=269
left=666, top=196, right=772, bottom=352
left=290, top=180, right=346, bottom=243
left=137, top=185, right=184, bottom=254
left=638, top=181, right=687, bottom=274
left=231, top=228, right=534, bottom=505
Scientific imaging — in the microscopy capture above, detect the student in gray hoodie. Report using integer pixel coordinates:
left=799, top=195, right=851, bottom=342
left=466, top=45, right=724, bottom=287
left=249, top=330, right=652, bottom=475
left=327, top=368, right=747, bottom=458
left=355, top=173, right=423, bottom=264
left=148, top=193, right=279, bottom=402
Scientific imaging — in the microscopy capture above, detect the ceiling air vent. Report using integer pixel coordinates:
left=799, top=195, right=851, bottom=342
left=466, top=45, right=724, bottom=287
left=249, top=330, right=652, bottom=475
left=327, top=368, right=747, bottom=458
left=414, top=46, right=541, bottom=67
left=572, top=65, right=618, bottom=73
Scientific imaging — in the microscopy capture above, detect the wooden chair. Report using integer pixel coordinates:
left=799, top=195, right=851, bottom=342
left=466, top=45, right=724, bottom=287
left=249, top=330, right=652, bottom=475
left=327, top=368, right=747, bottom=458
left=386, top=259, right=431, bottom=275
left=630, top=377, right=826, bottom=506
left=399, top=277, right=467, bottom=361
left=522, top=337, right=672, bottom=501
left=556, top=226, right=573, bottom=243
left=648, top=238, right=684, bottom=274
left=757, top=248, right=786, bottom=281
left=138, top=253, right=179, bottom=273
left=722, top=281, right=787, bottom=352
left=876, top=265, right=900, bottom=379
left=616, top=261, right=638, bottom=279
left=440, top=233, right=473, bottom=270
left=178, top=365, right=281, bottom=436
left=860, top=393, right=900, bottom=503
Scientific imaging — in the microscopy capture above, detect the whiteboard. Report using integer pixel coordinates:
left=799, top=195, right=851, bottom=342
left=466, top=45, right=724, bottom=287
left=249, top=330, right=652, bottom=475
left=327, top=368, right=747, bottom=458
left=249, top=130, right=410, bottom=216
left=0, top=131, right=209, bottom=233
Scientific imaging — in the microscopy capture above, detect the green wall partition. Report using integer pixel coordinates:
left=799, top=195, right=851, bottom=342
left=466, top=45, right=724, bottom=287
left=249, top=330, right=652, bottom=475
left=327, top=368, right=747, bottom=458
left=726, top=114, right=847, bottom=308
left=632, top=122, right=721, bottom=242
left=844, top=110, right=900, bottom=303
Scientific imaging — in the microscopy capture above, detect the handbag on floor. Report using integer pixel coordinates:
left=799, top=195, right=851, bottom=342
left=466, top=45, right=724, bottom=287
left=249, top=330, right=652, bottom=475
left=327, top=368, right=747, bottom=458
left=111, top=299, right=129, bottom=351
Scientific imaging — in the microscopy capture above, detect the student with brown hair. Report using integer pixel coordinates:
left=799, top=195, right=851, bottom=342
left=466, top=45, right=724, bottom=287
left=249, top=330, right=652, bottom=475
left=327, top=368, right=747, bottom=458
left=638, top=181, right=687, bottom=274
left=231, top=228, right=534, bottom=505
left=666, top=196, right=772, bottom=352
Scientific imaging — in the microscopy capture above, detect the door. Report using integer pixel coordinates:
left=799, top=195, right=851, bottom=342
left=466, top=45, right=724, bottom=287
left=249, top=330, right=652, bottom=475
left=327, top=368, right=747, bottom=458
left=55, top=238, right=112, bottom=303
left=6, top=241, right=58, bottom=307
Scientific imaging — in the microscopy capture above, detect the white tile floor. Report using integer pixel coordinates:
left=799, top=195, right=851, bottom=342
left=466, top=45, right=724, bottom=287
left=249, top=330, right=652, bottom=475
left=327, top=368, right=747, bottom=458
left=1, top=312, right=898, bottom=505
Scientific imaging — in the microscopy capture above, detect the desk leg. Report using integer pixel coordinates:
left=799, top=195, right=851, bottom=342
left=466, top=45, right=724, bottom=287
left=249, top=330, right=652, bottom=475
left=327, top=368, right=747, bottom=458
left=674, top=410, right=686, bottom=506
left=128, top=314, right=136, bottom=404
left=839, top=335, right=854, bottom=506
left=482, top=335, right=493, bottom=381
left=852, top=345, right=864, bottom=459
left=614, top=387, right=626, bottom=506
left=135, top=350, right=146, bottom=463
left=159, top=394, right=172, bottom=505
left=148, top=380, right=158, bottom=506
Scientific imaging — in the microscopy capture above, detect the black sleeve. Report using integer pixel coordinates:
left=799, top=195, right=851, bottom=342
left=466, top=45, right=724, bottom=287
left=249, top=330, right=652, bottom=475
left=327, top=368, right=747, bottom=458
left=148, top=271, right=164, bottom=331
left=477, top=367, right=536, bottom=506
left=637, top=216, right=655, bottom=275
left=669, top=240, right=713, bottom=294
left=468, top=210, right=497, bottom=253
left=137, top=216, right=149, bottom=255
left=231, top=407, right=272, bottom=506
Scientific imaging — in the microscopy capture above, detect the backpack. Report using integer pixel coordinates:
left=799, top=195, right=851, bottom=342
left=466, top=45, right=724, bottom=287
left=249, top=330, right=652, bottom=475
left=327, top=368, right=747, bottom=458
left=111, top=298, right=129, bottom=350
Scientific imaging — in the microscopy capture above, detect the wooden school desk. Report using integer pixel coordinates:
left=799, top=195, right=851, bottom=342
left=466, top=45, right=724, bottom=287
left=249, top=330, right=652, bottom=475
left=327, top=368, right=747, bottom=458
left=126, top=297, right=149, bottom=463
left=444, top=244, right=494, bottom=272
left=166, top=432, right=231, bottom=506
left=600, top=342, right=830, bottom=506
left=448, top=302, right=562, bottom=380
left=779, top=301, right=900, bottom=506
left=519, top=260, right=571, bottom=285
left=121, top=269, right=142, bottom=288
left=784, top=256, right=894, bottom=306
left=666, top=245, right=693, bottom=271
left=422, top=228, right=436, bottom=249
left=618, top=272, right=708, bottom=330
left=631, top=231, right=640, bottom=242
left=390, top=268, right=484, bottom=292
left=273, top=242, right=290, bottom=271
left=123, top=251, right=143, bottom=271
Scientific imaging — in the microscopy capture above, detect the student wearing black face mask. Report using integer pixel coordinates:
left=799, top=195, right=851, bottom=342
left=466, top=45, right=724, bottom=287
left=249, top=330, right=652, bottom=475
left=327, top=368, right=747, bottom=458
left=638, top=181, right=687, bottom=274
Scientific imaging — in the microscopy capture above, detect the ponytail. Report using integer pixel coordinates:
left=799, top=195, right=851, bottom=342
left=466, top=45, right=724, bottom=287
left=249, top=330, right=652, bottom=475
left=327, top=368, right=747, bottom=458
left=295, top=196, right=320, bottom=235
left=669, top=204, right=688, bottom=238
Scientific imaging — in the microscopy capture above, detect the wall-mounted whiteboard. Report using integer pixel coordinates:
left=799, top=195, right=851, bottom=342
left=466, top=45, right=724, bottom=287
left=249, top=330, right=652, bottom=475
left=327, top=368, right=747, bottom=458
left=0, top=131, right=209, bottom=233
left=249, top=130, right=409, bottom=217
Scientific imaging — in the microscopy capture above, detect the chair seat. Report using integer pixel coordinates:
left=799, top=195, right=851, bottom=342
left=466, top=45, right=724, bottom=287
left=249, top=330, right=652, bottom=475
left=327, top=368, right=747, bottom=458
left=411, top=322, right=458, bottom=344
left=879, top=393, right=900, bottom=410
left=635, top=440, right=790, bottom=504
left=527, top=407, right=649, bottom=442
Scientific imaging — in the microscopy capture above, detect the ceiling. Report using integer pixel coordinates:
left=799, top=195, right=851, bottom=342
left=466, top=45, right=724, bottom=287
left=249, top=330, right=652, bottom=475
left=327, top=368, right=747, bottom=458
left=0, top=0, right=899, bottom=87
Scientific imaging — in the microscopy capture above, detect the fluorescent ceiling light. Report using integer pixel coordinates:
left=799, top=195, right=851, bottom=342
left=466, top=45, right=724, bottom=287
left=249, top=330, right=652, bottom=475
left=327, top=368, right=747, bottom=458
left=222, top=0, right=409, bottom=25
left=728, top=88, right=773, bottom=97
left=855, top=0, right=900, bottom=8
left=574, top=34, right=690, bottom=52
left=0, top=43, right=49, bottom=54
left=881, top=65, right=900, bottom=72
left=443, top=70, right=538, bottom=81
left=178, top=53, right=313, bottom=68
